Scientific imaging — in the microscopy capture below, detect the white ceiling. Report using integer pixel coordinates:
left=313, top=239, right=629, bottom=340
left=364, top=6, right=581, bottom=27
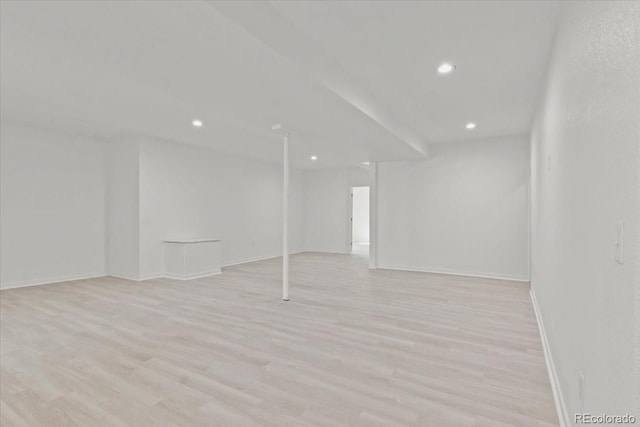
left=0, top=0, right=558, bottom=169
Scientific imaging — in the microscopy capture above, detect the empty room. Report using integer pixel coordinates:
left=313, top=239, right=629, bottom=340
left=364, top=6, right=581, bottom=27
left=1, top=1, right=638, bottom=426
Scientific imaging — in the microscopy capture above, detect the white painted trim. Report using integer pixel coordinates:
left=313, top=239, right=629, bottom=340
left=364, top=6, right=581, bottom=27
left=1, top=272, right=106, bottom=290
left=163, top=270, right=222, bottom=281
left=301, top=250, right=350, bottom=256
left=530, top=288, right=570, bottom=427
left=222, top=251, right=303, bottom=268
left=138, top=274, right=164, bottom=281
left=163, top=238, right=220, bottom=244
left=377, top=264, right=530, bottom=283
left=110, top=253, right=304, bottom=280
left=109, top=271, right=221, bottom=281
left=107, top=273, right=142, bottom=281
left=108, top=273, right=163, bottom=281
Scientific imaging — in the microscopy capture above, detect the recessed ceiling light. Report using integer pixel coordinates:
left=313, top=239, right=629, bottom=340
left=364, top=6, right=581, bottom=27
left=438, top=63, right=455, bottom=74
left=465, top=122, right=476, bottom=129
left=192, top=119, right=203, bottom=127
left=362, top=161, right=370, bottom=166
left=310, top=155, right=318, bottom=161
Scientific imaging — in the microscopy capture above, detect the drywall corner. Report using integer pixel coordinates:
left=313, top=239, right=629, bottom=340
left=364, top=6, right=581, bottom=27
left=106, top=137, right=141, bottom=279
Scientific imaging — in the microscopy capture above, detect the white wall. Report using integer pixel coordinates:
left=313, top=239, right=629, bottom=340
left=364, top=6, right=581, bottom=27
left=137, top=137, right=304, bottom=279
left=303, top=167, right=369, bottom=253
left=0, top=122, right=106, bottom=289
left=530, top=1, right=640, bottom=423
left=377, top=136, right=530, bottom=281
left=1, top=129, right=305, bottom=283
left=352, top=186, right=369, bottom=244
left=106, top=138, right=140, bottom=279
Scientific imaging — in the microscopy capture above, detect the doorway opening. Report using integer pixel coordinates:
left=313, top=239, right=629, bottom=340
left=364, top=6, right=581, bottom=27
left=350, top=186, right=370, bottom=259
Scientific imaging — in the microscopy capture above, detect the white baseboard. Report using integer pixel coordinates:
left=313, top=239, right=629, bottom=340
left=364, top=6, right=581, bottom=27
left=108, top=272, right=219, bottom=281
left=302, top=250, right=351, bottom=255
left=138, top=274, right=164, bottom=281
left=222, top=251, right=302, bottom=268
left=107, top=252, right=306, bottom=281
left=530, top=288, right=570, bottom=427
left=107, top=273, right=142, bottom=281
left=163, top=270, right=222, bottom=280
left=1, top=272, right=106, bottom=291
left=108, top=273, right=167, bottom=281
left=376, top=264, right=530, bottom=283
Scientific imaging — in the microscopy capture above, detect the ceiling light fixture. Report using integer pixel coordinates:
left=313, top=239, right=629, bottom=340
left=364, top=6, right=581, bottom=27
left=437, top=63, right=455, bottom=74
left=465, top=122, right=476, bottom=129
left=362, top=161, right=370, bottom=166
left=310, top=155, right=318, bottom=161
left=192, top=119, right=203, bottom=127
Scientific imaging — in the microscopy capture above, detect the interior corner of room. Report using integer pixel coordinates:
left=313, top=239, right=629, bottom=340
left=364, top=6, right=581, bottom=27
left=1, top=1, right=638, bottom=426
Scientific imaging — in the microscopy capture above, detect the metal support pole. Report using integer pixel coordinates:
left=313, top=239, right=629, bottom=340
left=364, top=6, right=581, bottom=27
left=282, top=132, right=290, bottom=301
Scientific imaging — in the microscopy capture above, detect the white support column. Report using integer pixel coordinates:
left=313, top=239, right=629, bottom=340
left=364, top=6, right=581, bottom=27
left=282, top=132, right=290, bottom=301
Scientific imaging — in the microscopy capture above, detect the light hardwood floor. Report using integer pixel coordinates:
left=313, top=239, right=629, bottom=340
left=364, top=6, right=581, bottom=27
left=0, top=252, right=558, bottom=427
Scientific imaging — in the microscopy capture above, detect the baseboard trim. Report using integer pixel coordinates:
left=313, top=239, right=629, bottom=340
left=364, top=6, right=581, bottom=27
left=303, top=250, right=351, bottom=255
left=163, top=270, right=222, bottom=280
left=108, top=272, right=220, bottom=281
left=108, top=252, right=306, bottom=281
left=138, top=275, right=164, bottom=281
left=377, top=264, right=530, bottom=283
left=222, top=251, right=303, bottom=268
left=530, top=288, right=570, bottom=427
left=1, top=272, right=106, bottom=291
left=107, top=253, right=304, bottom=281
left=107, top=273, right=142, bottom=281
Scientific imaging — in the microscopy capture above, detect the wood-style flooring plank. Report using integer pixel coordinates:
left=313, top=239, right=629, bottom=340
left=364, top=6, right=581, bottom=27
left=1, top=252, right=557, bottom=426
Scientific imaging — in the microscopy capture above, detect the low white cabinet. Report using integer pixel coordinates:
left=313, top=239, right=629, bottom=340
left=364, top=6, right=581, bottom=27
left=163, top=238, right=221, bottom=280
